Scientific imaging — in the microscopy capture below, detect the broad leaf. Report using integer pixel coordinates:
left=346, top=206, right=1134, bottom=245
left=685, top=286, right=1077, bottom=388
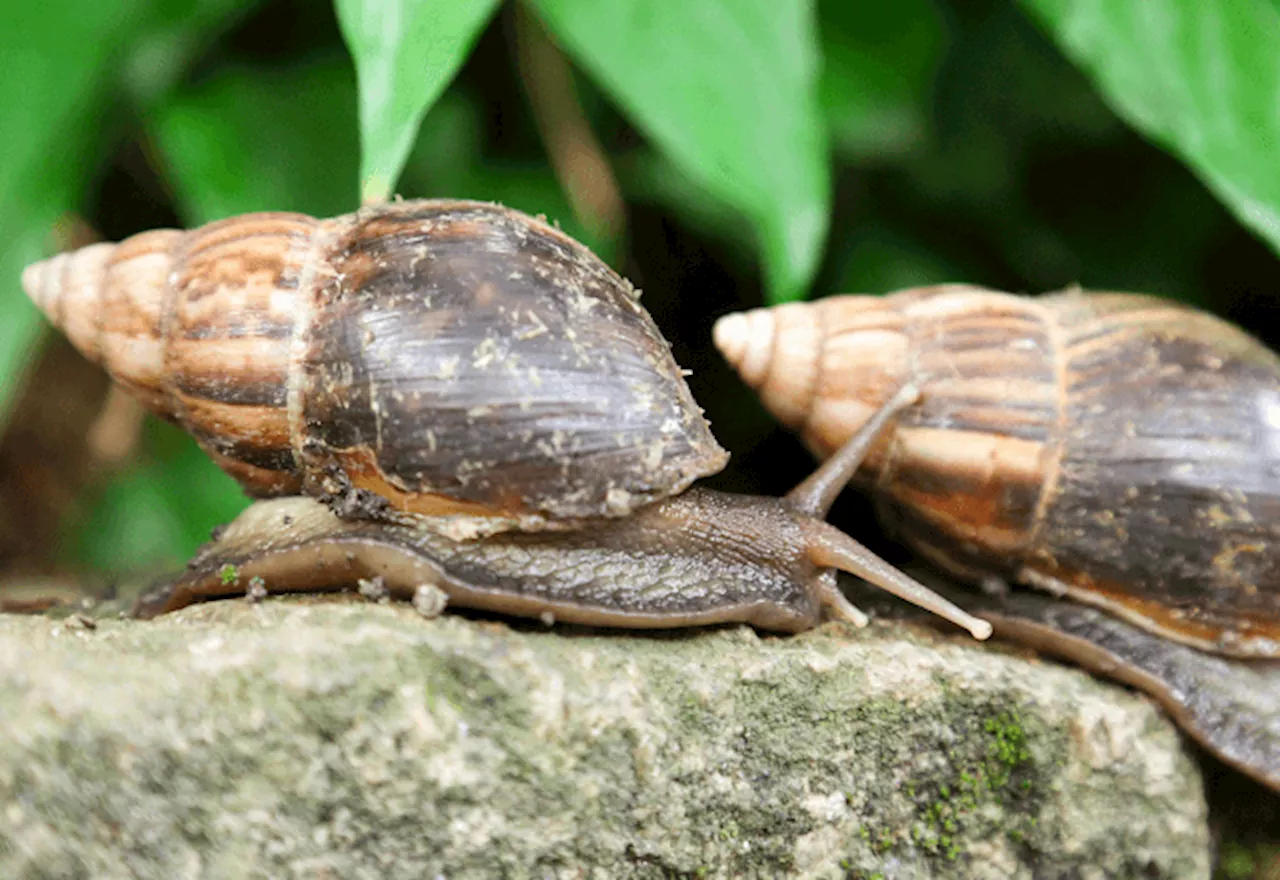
left=529, top=0, right=830, bottom=302
left=399, top=89, right=613, bottom=259
left=820, top=0, right=948, bottom=160
left=0, top=2, right=137, bottom=428
left=151, top=57, right=361, bottom=223
left=0, top=0, right=253, bottom=429
left=336, top=0, right=501, bottom=203
left=1022, top=0, right=1280, bottom=262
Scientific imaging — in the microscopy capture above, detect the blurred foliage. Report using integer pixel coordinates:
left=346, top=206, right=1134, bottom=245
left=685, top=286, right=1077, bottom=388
left=1024, top=0, right=1280, bottom=265
left=2, top=0, right=1280, bottom=592
left=528, top=0, right=830, bottom=301
left=153, top=55, right=360, bottom=221
left=0, top=0, right=250, bottom=435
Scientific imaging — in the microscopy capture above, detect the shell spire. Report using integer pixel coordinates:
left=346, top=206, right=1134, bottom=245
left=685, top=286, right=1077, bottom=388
left=714, top=292, right=922, bottom=458
left=22, top=242, right=118, bottom=369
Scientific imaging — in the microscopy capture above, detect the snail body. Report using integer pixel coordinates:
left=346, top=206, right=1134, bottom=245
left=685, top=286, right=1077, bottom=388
left=21, top=201, right=992, bottom=639
left=137, top=483, right=886, bottom=632
left=716, top=285, right=1280, bottom=658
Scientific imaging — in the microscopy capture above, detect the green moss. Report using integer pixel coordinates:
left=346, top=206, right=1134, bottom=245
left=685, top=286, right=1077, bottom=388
left=218, top=563, right=238, bottom=585
left=850, top=701, right=1047, bottom=872
left=1216, top=842, right=1255, bottom=879
left=1216, top=841, right=1280, bottom=880
left=983, top=711, right=1031, bottom=789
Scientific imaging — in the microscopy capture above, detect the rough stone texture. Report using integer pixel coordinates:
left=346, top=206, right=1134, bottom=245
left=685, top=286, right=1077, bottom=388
left=0, top=599, right=1210, bottom=879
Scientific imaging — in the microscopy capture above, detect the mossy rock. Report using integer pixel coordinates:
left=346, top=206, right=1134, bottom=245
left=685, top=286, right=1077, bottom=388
left=0, top=599, right=1209, bottom=878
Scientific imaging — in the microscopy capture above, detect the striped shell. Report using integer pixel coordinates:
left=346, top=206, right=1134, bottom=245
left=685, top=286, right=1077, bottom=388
left=22, top=200, right=728, bottom=534
left=715, top=284, right=1280, bottom=658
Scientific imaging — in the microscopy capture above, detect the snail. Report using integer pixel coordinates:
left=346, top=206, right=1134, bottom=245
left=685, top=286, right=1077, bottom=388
left=715, top=284, right=1280, bottom=790
left=19, top=200, right=992, bottom=639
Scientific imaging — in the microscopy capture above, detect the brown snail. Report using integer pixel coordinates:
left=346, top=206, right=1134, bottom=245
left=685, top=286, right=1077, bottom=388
left=715, top=285, right=1280, bottom=790
left=19, top=200, right=991, bottom=639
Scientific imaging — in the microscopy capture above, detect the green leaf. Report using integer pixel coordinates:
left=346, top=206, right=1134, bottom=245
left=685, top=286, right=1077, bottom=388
left=71, top=421, right=247, bottom=574
left=151, top=56, right=361, bottom=223
left=819, top=0, right=948, bottom=160
left=0, top=0, right=253, bottom=429
left=619, top=148, right=752, bottom=263
left=529, top=0, right=830, bottom=302
left=399, top=89, right=615, bottom=260
left=336, top=0, right=502, bottom=203
left=0, top=3, right=128, bottom=427
left=830, top=227, right=965, bottom=294
left=116, top=0, right=257, bottom=110
left=1021, top=0, right=1280, bottom=262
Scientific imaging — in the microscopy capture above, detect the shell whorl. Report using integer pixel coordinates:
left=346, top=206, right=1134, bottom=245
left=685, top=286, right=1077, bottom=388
left=716, top=284, right=1062, bottom=562
left=23, top=213, right=318, bottom=496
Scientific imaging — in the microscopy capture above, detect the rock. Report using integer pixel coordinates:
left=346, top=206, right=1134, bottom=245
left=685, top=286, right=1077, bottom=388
left=0, top=599, right=1210, bottom=878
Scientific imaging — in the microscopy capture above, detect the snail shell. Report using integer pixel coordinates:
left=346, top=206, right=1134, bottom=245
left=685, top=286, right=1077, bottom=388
left=715, top=285, right=1280, bottom=658
left=22, top=200, right=728, bottom=535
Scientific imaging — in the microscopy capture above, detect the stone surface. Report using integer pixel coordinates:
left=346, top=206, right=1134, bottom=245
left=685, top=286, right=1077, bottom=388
left=0, top=598, right=1210, bottom=878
